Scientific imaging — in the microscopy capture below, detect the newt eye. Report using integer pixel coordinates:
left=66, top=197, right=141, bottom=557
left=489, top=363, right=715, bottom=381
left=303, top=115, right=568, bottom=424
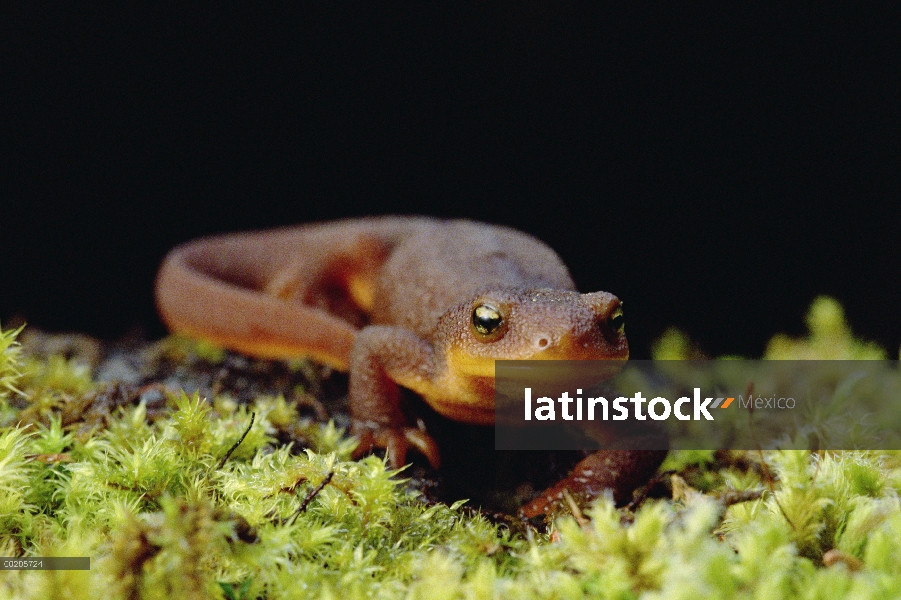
left=472, top=304, right=503, bottom=336
left=608, top=307, right=625, bottom=336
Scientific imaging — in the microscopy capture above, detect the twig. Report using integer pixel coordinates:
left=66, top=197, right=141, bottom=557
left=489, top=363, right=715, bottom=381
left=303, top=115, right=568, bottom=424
left=746, top=381, right=796, bottom=530
left=561, top=489, right=589, bottom=528
left=285, top=471, right=335, bottom=525
left=216, top=412, right=255, bottom=470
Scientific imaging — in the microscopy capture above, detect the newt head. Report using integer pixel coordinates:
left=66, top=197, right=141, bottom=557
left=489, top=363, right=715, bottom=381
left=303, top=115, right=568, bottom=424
left=437, top=289, right=629, bottom=379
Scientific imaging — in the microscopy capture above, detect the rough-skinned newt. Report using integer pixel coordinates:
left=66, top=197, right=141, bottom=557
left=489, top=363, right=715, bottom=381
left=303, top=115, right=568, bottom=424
left=155, top=216, right=666, bottom=516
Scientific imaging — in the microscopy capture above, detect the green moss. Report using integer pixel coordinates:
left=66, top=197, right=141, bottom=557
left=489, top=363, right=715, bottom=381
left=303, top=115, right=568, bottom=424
left=765, top=296, right=887, bottom=360
left=651, top=327, right=705, bottom=360
left=159, top=334, right=228, bottom=365
left=2, top=298, right=901, bottom=598
left=0, top=326, right=24, bottom=400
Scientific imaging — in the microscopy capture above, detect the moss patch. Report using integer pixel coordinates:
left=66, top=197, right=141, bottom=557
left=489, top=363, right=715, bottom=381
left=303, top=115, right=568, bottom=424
left=2, top=297, right=901, bottom=598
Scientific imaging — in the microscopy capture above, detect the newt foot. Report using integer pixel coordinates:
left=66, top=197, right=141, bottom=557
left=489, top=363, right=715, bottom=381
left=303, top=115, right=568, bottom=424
left=352, top=423, right=442, bottom=469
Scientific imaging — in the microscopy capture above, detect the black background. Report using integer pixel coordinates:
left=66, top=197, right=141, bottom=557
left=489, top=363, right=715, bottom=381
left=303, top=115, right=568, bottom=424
left=4, top=4, right=899, bottom=359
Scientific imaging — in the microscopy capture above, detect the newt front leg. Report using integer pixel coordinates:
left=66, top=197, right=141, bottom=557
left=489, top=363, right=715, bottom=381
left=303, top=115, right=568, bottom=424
left=519, top=448, right=667, bottom=518
left=348, top=325, right=443, bottom=469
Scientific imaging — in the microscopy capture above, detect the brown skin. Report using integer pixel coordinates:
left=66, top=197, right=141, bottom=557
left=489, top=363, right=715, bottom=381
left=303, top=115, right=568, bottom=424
left=156, top=216, right=665, bottom=516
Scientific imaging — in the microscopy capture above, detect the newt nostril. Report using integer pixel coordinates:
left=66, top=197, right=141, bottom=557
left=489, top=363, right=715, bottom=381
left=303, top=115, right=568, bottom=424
left=536, top=337, right=550, bottom=349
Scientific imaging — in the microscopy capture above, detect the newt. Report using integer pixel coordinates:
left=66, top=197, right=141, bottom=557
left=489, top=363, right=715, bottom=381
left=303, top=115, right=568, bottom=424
left=155, top=216, right=666, bottom=516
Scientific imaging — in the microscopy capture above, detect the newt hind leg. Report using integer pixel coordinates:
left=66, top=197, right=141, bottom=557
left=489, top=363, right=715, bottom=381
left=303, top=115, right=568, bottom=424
left=265, top=232, right=388, bottom=327
left=157, top=224, right=400, bottom=370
